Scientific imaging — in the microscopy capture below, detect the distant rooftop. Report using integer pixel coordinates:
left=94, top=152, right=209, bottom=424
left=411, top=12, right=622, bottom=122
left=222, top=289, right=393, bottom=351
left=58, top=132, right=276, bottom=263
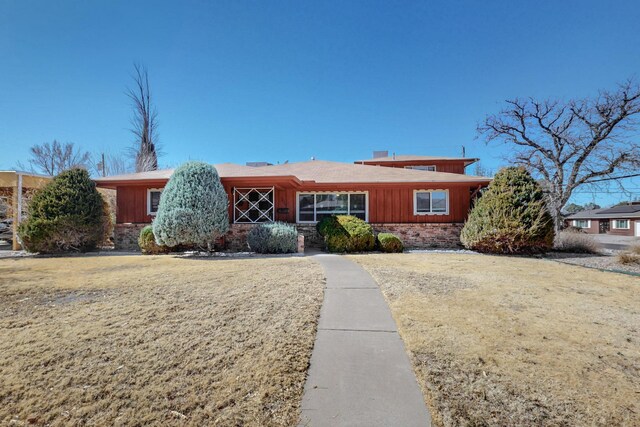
left=566, top=204, right=640, bottom=219
left=355, top=154, right=479, bottom=165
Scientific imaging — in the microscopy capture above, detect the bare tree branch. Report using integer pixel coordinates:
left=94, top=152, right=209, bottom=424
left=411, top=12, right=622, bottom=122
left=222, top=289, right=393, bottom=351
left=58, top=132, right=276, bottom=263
left=478, top=79, right=640, bottom=229
left=19, top=140, right=92, bottom=176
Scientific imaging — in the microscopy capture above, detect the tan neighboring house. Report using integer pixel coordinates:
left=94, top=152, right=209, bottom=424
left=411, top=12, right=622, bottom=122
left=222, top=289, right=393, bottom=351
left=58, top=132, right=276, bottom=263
left=0, top=171, right=52, bottom=250
left=565, top=203, right=640, bottom=237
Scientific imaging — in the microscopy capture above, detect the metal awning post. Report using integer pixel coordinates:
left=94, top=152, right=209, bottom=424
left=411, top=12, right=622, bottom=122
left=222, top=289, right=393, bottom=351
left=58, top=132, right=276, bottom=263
left=12, top=172, right=22, bottom=250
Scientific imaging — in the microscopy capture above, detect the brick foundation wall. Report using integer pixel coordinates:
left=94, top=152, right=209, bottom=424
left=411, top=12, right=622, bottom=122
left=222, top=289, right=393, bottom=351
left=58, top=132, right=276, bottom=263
left=371, top=223, right=463, bottom=249
left=224, top=224, right=253, bottom=251
left=114, top=223, right=147, bottom=251
left=114, top=221, right=462, bottom=252
left=295, top=224, right=323, bottom=247
left=224, top=223, right=307, bottom=252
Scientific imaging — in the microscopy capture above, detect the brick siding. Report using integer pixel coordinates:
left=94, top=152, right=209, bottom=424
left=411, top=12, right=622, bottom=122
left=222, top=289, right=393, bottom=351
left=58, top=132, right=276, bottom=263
left=371, top=223, right=463, bottom=249
left=114, top=221, right=463, bottom=252
left=114, top=223, right=147, bottom=250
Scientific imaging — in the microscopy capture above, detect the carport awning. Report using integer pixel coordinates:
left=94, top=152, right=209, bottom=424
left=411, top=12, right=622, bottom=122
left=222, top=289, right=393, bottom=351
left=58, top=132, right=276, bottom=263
left=0, top=171, right=52, bottom=188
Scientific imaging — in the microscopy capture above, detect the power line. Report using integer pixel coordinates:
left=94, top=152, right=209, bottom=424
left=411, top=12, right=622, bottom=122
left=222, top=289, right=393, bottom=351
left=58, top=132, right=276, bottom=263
left=583, top=173, right=640, bottom=184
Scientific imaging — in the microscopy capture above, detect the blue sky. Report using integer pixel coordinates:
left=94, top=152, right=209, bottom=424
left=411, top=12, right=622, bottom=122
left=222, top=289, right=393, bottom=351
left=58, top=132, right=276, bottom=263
left=1, top=1, right=639, bottom=205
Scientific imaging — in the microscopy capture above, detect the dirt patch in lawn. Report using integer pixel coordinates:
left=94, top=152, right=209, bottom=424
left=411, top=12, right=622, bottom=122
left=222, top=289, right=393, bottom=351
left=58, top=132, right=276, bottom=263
left=0, top=255, right=324, bottom=426
left=350, top=253, right=640, bottom=427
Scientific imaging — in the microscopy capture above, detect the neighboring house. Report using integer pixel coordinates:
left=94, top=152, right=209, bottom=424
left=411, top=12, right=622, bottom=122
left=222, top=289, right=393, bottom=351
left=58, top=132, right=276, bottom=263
left=565, top=203, right=640, bottom=237
left=0, top=171, right=52, bottom=250
left=94, top=153, right=491, bottom=250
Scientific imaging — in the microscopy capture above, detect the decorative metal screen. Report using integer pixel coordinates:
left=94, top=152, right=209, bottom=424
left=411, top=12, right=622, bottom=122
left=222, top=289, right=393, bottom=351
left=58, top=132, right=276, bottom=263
left=233, top=187, right=275, bottom=223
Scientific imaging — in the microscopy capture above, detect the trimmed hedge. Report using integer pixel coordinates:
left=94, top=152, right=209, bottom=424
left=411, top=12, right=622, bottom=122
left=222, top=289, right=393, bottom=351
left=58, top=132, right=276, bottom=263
left=460, top=167, right=554, bottom=254
left=153, top=161, right=229, bottom=248
left=138, top=225, right=170, bottom=254
left=18, top=168, right=110, bottom=253
left=320, top=215, right=375, bottom=253
left=377, top=233, right=404, bottom=253
left=247, top=222, right=298, bottom=254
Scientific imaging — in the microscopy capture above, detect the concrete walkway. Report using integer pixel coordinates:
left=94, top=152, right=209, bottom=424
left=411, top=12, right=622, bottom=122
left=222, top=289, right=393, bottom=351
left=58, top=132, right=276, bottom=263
left=300, top=254, right=431, bottom=426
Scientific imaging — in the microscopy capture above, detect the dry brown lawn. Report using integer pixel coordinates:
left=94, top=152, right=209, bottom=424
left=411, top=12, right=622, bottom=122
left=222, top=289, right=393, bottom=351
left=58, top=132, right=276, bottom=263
left=0, top=255, right=324, bottom=426
left=350, top=253, right=640, bottom=427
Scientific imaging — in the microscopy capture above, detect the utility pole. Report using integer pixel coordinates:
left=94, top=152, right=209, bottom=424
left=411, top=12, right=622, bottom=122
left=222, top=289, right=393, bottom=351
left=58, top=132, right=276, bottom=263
left=101, top=153, right=106, bottom=177
left=461, top=145, right=466, bottom=158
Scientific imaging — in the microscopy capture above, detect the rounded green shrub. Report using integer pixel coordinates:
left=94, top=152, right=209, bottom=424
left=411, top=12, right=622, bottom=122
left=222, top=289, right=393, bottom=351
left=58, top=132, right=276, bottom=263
left=377, top=233, right=404, bottom=253
left=323, top=215, right=375, bottom=253
left=247, top=222, right=298, bottom=254
left=18, top=168, right=110, bottom=253
left=460, top=167, right=554, bottom=254
left=316, top=215, right=340, bottom=237
left=138, top=225, right=169, bottom=254
left=153, top=162, right=229, bottom=248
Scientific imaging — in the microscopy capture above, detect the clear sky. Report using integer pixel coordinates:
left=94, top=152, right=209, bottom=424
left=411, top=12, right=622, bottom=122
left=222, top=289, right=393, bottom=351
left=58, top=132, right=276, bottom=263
left=1, top=1, right=639, bottom=205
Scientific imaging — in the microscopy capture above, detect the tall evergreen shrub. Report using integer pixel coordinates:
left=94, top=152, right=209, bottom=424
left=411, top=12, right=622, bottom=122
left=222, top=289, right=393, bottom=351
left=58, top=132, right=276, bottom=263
left=153, top=161, right=229, bottom=248
left=460, top=167, right=554, bottom=254
left=18, top=168, right=110, bottom=253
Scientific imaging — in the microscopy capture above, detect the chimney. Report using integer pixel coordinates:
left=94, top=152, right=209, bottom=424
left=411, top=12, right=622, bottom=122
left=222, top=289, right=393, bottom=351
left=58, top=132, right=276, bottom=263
left=373, top=150, right=388, bottom=159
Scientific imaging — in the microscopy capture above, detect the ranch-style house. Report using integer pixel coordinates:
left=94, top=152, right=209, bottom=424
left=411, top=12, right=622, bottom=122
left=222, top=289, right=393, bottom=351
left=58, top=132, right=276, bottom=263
left=94, top=151, right=491, bottom=250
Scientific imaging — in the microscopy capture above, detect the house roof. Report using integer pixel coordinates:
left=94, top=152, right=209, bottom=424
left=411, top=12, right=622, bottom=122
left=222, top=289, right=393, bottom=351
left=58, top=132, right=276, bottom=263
left=94, top=160, right=491, bottom=186
left=566, top=205, right=640, bottom=220
left=355, top=155, right=479, bottom=165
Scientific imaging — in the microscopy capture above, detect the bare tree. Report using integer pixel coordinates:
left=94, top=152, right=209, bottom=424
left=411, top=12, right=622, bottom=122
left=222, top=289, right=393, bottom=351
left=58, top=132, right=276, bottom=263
left=126, top=63, right=160, bottom=172
left=472, top=161, right=494, bottom=177
left=478, top=80, right=640, bottom=229
left=94, top=152, right=133, bottom=177
left=19, top=140, right=91, bottom=176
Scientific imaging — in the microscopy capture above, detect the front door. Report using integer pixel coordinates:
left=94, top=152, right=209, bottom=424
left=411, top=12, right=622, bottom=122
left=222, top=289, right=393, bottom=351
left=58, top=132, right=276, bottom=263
left=635, top=220, right=640, bottom=237
left=599, top=220, right=610, bottom=234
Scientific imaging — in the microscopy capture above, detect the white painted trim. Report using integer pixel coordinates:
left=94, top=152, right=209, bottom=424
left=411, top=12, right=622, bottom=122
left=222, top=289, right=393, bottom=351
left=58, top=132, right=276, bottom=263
left=295, top=191, right=369, bottom=223
left=572, top=219, right=591, bottom=229
left=405, top=165, right=436, bottom=171
left=612, top=219, right=630, bottom=229
left=147, top=188, right=163, bottom=216
left=635, top=220, right=640, bottom=237
left=233, top=187, right=275, bottom=223
left=413, top=189, right=449, bottom=216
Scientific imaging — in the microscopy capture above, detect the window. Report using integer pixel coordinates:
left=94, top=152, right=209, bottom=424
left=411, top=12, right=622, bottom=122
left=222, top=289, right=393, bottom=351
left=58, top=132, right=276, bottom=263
left=405, top=165, right=436, bottom=171
left=573, top=219, right=590, bottom=228
left=234, top=187, right=274, bottom=223
left=414, top=190, right=448, bottom=215
left=297, top=192, right=367, bottom=223
left=147, top=189, right=163, bottom=215
left=613, top=219, right=630, bottom=229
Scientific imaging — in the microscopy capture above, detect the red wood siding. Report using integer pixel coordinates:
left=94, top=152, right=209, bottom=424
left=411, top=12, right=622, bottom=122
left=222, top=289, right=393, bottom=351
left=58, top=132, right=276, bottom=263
left=116, top=185, right=154, bottom=223
left=265, top=184, right=473, bottom=224
left=114, top=181, right=478, bottom=225
left=358, top=160, right=468, bottom=174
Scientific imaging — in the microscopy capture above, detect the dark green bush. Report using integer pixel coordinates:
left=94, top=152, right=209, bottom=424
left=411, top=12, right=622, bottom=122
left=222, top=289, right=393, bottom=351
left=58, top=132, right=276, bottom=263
left=460, top=167, right=554, bottom=254
left=377, top=233, right=404, bottom=253
left=322, top=215, right=375, bottom=253
left=18, top=169, right=110, bottom=253
left=138, top=225, right=170, bottom=254
left=247, top=222, right=298, bottom=254
left=316, top=215, right=340, bottom=237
